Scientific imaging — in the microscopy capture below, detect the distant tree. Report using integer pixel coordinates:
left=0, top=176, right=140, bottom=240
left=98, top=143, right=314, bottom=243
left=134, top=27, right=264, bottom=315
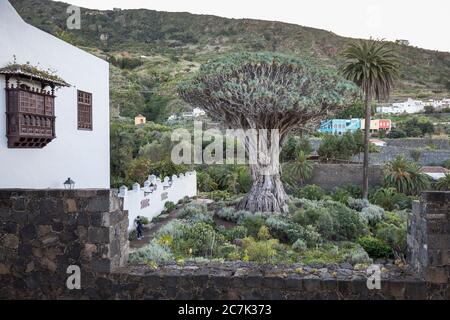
left=179, top=52, right=359, bottom=212
left=341, top=39, right=399, bottom=199
left=282, top=150, right=314, bottom=187
left=435, top=173, right=450, bottom=191
left=383, top=156, right=431, bottom=195
left=400, top=117, right=435, bottom=137
left=336, top=100, right=366, bottom=119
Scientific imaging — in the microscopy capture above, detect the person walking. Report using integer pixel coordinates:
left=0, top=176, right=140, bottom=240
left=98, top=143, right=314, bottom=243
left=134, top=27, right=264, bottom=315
left=135, top=216, right=144, bottom=240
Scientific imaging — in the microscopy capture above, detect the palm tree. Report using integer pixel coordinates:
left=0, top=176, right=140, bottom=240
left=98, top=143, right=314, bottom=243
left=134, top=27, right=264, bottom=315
left=341, top=39, right=399, bottom=199
left=435, top=173, right=450, bottom=191
left=383, top=156, right=431, bottom=196
left=282, top=150, right=314, bottom=187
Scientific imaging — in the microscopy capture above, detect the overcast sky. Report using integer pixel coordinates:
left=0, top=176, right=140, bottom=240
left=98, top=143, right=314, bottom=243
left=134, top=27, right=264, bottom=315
left=56, top=0, right=450, bottom=52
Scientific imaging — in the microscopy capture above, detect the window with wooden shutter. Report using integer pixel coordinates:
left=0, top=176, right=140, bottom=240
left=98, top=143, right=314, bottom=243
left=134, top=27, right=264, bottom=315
left=77, top=90, right=92, bottom=130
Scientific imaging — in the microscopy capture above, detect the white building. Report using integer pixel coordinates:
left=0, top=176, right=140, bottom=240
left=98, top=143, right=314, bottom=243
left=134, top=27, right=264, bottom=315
left=192, top=107, right=206, bottom=117
left=424, top=99, right=450, bottom=110
left=119, top=172, right=197, bottom=230
left=377, top=98, right=425, bottom=114
left=0, top=0, right=110, bottom=189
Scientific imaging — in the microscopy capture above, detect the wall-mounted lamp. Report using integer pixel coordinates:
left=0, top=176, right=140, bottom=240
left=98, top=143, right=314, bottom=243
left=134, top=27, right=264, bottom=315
left=64, top=177, right=75, bottom=190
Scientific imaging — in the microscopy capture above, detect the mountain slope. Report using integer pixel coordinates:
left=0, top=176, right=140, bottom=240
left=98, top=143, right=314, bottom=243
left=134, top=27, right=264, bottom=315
left=9, top=0, right=450, bottom=121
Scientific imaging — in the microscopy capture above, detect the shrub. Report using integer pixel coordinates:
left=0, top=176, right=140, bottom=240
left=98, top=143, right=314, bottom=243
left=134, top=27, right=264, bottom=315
left=435, top=173, right=450, bottom=191
left=173, top=222, right=226, bottom=257
left=164, top=201, right=176, bottom=213
left=242, top=237, right=279, bottom=264
left=204, top=190, right=233, bottom=201
left=179, top=203, right=213, bottom=224
left=295, top=184, right=326, bottom=201
left=347, top=197, right=385, bottom=225
left=197, top=171, right=218, bottom=192
left=360, top=205, right=385, bottom=225
left=265, top=216, right=321, bottom=246
left=325, top=201, right=368, bottom=240
left=443, top=159, right=450, bottom=170
left=347, top=197, right=370, bottom=211
left=222, top=226, right=248, bottom=242
left=155, top=219, right=186, bottom=240
left=129, top=239, right=174, bottom=264
left=139, top=217, right=150, bottom=225
left=371, top=187, right=413, bottom=210
left=292, top=239, right=307, bottom=253
left=344, top=244, right=372, bottom=265
left=409, top=149, right=422, bottom=162
left=241, top=215, right=267, bottom=238
left=128, top=229, right=138, bottom=241
left=291, top=198, right=369, bottom=241
left=257, top=225, right=271, bottom=240
left=383, top=156, right=431, bottom=195
left=375, top=222, right=407, bottom=255
left=357, top=236, right=393, bottom=258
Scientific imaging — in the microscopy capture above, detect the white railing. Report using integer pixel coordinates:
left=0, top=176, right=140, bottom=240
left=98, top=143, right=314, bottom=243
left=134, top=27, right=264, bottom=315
left=118, top=171, right=197, bottom=230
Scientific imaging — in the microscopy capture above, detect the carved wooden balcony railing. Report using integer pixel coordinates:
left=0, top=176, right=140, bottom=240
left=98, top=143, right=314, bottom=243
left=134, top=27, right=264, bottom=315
left=1, top=64, right=69, bottom=149
left=5, top=86, right=56, bottom=148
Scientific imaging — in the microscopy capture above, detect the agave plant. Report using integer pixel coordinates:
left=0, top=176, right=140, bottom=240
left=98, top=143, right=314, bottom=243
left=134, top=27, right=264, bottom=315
left=435, top=173, right=450, bottom=191
left=383, top=156, right=431, bottom=196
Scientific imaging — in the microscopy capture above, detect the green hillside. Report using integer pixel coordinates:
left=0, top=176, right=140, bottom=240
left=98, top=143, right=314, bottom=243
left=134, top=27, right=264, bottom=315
left=10, top=0, right=450, bottom=122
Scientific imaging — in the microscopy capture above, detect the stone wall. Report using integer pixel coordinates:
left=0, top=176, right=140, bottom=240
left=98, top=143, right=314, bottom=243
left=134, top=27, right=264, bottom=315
left=0, top=262, right=448, bottom=300
left=0, top=190, right=129, bottom=277
left=1, top=190, right=449, bottom=300
left=408, top=192, right=450, bottom=284
left=357, top=146, right=450, bottom=166
left=386, top=138, right=450, bottom=150
left=305, top=164, right=383, bottom=190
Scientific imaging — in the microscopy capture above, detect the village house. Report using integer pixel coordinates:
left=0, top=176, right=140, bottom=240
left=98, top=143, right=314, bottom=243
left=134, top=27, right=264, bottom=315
left=134, top=114, right=146, bottom=125
left=0, top=0, right=110, bottom=189
left=318, top=118, right=391, bottom=135
left=377, top=98, right=425, bottom=114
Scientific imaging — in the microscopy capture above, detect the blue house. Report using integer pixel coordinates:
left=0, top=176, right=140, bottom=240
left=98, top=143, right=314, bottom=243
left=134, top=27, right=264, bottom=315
left=318, top=118, right=361, bottom=135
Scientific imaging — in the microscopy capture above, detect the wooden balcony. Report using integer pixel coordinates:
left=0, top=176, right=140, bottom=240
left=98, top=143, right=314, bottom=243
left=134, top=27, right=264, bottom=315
left=5, top=87, right=56, bottom=148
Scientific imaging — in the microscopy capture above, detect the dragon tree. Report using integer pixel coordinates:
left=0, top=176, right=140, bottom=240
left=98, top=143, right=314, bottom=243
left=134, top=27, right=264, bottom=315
left=179, top=52, right=359, bottom=213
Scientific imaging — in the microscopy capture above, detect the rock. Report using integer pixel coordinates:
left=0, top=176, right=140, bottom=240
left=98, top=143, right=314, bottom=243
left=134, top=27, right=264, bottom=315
left=65, top=199, right=77, bottom=213
left=19, top=224, right=37, bottom=242
left=37, top=225, right=51, bottom=237
left=0, top=263, right=10, bottom=275
left=40, top=257, right=57, bottom=272
left=25, top=261, right=35, bottom=273
left=1, top=234, right=19, bottom=249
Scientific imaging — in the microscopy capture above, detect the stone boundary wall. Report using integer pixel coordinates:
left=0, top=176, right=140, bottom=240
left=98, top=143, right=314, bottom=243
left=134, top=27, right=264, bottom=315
left=0, top=262, right=448, bottom=300
left=386, top=138, right=450, bottom=150
left=305, top=164, right=383, bottom=190
left=355, top=146, right=450, bottom=166
left=408, top=192, right=450, bottom=284
left=1, top=190, right=449, bottom=300
left=0, top=190, right=128, bottom=276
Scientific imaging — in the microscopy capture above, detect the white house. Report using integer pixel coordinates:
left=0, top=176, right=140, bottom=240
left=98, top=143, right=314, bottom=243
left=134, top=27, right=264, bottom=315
left=377, top=98, right=425, bottom=114
left=0, top=0, right=110, bottom=189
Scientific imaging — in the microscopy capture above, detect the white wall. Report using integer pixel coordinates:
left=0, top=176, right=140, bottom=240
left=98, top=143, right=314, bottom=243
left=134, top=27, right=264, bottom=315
left=119, top=172, right=197, bottom=230
left=0, top=0, right=110, bottom=189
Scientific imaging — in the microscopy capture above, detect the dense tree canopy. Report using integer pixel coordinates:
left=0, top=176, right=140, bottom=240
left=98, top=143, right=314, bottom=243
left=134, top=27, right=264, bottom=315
left=179, top=52, right=360, bottom=136
left=178, top=52, right=360, bottom=212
